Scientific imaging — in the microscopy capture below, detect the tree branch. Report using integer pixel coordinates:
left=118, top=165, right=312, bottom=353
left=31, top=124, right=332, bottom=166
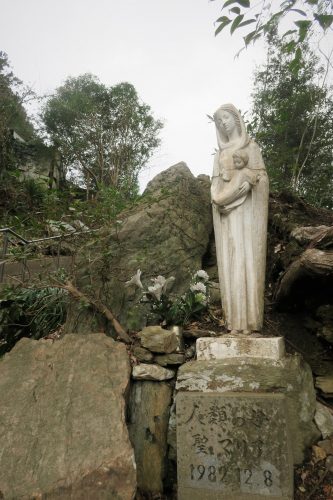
left=55, top=280, right=131, bottom=344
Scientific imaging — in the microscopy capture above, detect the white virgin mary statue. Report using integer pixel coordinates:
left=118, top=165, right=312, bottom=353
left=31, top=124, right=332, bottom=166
left=211, top=103, right=269, bottom=332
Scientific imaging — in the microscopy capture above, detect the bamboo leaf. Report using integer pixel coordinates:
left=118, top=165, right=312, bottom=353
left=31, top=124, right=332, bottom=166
left=230, top=14, right=245, bottom=34
left=282, top=29, right=298, bottom=38
left=222, top=0, right=250, bottom=9
left=314, top=14, right=333, bottom=30
left=289, top=47, right=303, bottom=73
left=283, top=40, right=297, bottom=54
left=244, top=29, right=260, bottom=46
left=215, top=17, right=232, bottom=35
left=295, top=20, right=312, bottom=42
left=289, top=8, right=307, bottom=16
left=230, top=6, right=241, bottom=14
left=237, top=19, right=256, bottom=29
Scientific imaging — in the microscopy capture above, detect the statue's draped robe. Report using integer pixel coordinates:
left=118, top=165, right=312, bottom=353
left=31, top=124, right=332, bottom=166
left=211, top=140, right=269, bottom=331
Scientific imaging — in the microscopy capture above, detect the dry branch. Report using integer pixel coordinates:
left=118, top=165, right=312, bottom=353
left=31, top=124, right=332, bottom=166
left=61, top=280, right=131, bottom=344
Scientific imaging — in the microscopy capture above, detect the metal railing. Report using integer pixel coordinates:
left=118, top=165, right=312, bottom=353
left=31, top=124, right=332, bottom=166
left=0, top=227, right=95, bottom=284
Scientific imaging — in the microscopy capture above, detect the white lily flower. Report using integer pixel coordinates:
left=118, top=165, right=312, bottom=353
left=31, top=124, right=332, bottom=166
left=150, top=275, right=175, bottom=293
left=163, top=276, right=175, bottom=292
left=148, top=283, right=164, bottom=301
left=125, top=269, right=143, bottom=289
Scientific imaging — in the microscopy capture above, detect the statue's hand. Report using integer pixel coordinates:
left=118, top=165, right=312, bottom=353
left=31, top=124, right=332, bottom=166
left=238, top=181, right=251, bottom=196
left=219, top=205, right=231, bottom=215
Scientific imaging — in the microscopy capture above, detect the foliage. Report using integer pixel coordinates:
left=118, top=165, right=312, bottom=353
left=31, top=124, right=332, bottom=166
left=42, top=74, right=163, bottom=198
left=0, top=51, right=35, bottom=176
left=212, top=0, right=333, bottom=67
left=126, top=270, right=211, bottom=326
left=0, top=285, right=69, bottom=355
left=248, top=32, right=333, bottom=208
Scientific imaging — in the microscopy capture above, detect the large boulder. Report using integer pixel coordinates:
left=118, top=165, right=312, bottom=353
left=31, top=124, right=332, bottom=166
left=64, top=163, right=212, bottom=334
left=0, top=334, right=136, bottom=499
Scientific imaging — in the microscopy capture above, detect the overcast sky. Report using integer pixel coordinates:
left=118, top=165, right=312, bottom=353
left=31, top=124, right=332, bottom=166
left=0, top=0, right=311, bottom=189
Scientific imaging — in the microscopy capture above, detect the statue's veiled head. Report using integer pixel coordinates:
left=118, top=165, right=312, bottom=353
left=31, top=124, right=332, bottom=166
left=213, top=103, right=249, bottom=150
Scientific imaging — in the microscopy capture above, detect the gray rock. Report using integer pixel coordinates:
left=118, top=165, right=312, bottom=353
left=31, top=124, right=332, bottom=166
left=316, top=375, right=333, bottom=395
left=133, top=346, right=154, bottom=362
left=154, top=353, right=185, bottom=366
left=128, top=381, right=172, bottom=494
left=326, top=455, right=333, bottom=473
left=0, top=334, right=136, bottom=499
left=132, top=363, right=175, bottom=381
left=138, top=326, right=178, bottom=354
left=64, top=162, right=212, bottom=334
left=314, top=401, right=333, bottom=439
left=184, top=344, right=196, bottom=360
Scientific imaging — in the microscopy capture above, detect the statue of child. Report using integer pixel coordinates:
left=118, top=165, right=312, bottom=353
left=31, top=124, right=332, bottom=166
left=217, top=149, right=258, bottom=214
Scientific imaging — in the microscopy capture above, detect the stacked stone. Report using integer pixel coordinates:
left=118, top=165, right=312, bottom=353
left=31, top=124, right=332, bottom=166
left=131, top=325, right=184, bottom=381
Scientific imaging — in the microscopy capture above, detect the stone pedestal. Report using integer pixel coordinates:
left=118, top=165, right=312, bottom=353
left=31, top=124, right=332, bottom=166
left=176, top=337, right=319, bottom=500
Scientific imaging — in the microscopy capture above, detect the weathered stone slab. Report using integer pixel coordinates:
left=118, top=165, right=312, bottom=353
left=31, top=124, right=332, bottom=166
left=0, top=334, right=136, bottom=499
left=177, top=392, right=293, bottom=500
left=196, top=336, right=285, bottom=361
left=128, top=381, right=172, bottom=494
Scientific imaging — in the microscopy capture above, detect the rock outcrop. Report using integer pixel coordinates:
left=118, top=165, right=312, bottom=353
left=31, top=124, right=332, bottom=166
left=64, top=162, right=212, bottom=334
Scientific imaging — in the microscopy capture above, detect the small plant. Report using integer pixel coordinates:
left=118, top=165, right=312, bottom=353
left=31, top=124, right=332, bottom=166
left=126, top=269, right=210, bottom=326
left=0, top=285, right=69, bottom=355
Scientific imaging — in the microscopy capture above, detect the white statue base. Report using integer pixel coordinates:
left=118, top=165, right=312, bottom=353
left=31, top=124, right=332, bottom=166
left=196, top=336, right=285, bottom=361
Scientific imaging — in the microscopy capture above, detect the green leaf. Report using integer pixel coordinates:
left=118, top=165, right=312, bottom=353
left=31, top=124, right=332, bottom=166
left=314, top=14, right=333, bottom=30
left=268, top=10, right=284, bottom=22
left=283, top=40, right=297, bottom=54
left=237, top=19, right=256, bottom=29
left=215, top=16, right=232, bottom=35
left=289, top=8, right=307, bottom=16
left=230, top=14, right=245, bottom=34
left=222, top=0, right=250, bottom=9
left=230, top=6, right=241, bottom=14
left=243, top=30, right=257, bottom=46
left=282, top=29, right=298, bottom=38
left=295, top=20, right=312, bottom=42
left=235, top=46, right=246, bottom=58
left=216, top=15, right=231, bottom=22
left=289, top=47, right=303, bottom=73
left=305, top=0, right=318, bottom=5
